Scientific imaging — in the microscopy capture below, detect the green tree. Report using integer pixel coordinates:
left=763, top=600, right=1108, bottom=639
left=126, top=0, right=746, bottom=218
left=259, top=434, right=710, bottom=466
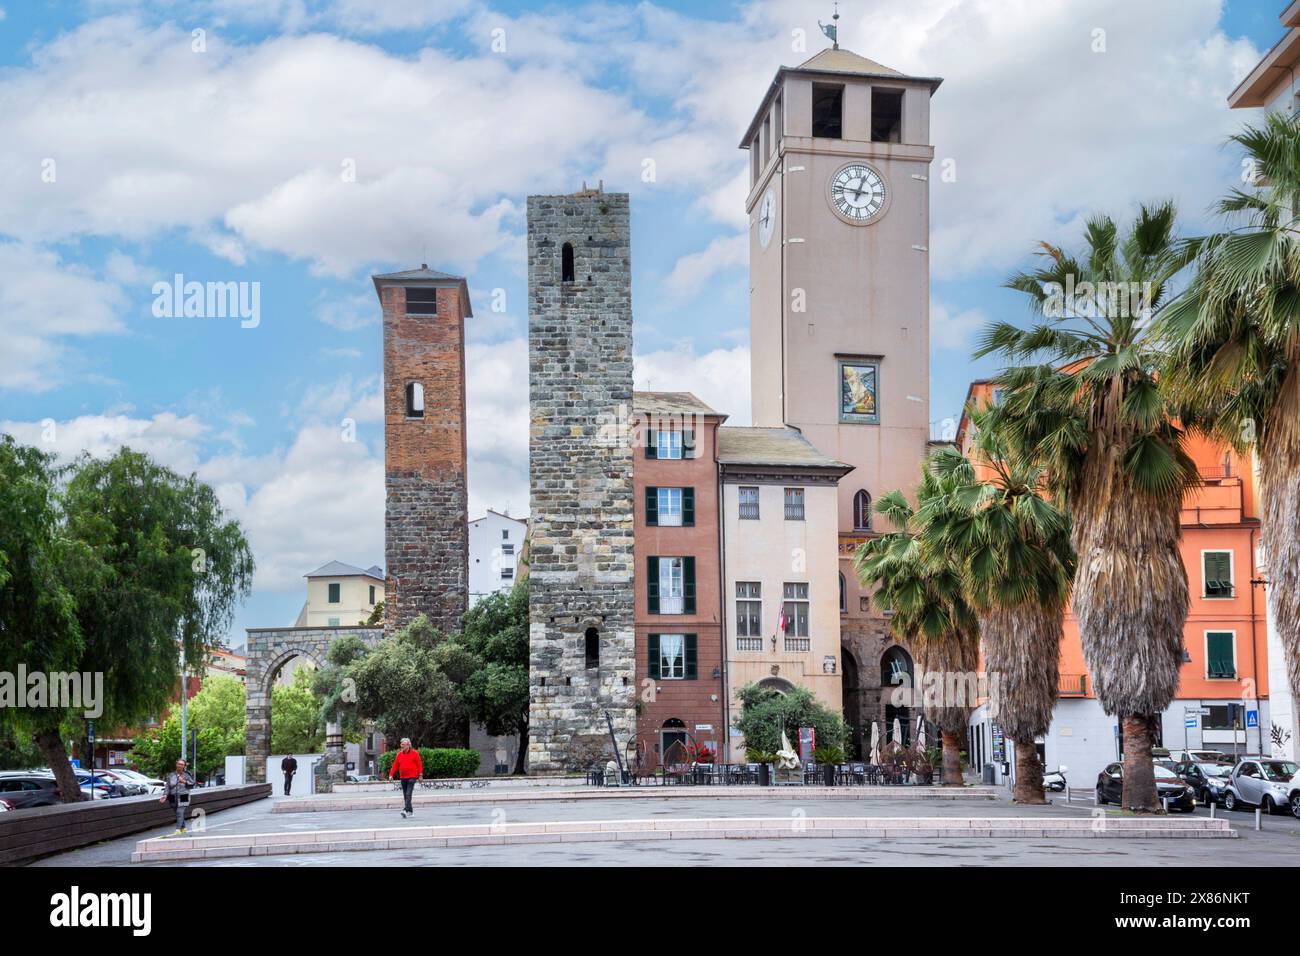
left=733, top=684, right=846, bottom=755
left=979, top=204, right=1199, bottom=810
left=1159, top=113, right=1300, bottom=734
left=348, top=615, right=466, bottom=748
left=312, top=633, right=370, bottom=737
left=854, top=462, right=979, bottom=786
left=272, top=667, right=324, bottom=754
left=0, top=439, right=253, bottom=802
left=929, top=429, right=1075, bottom=803
left=446, top=581, right=529, bottom=774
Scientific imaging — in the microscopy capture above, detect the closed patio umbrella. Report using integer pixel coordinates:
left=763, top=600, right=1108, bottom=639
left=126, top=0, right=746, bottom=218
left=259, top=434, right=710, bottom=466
left=892, top=717, right=903, bottom=745
left=869, top=722, right=880, bottom=764
left=916, top=716, right=927, bottom=749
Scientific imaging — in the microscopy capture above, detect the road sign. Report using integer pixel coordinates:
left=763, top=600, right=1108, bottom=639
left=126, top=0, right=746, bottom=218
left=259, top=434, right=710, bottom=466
left=1246, top=710, right=1259, bottom=729
left=1185, top=706, right=1211, bottom=716
left=1185, top=716, right=1199, bottom=729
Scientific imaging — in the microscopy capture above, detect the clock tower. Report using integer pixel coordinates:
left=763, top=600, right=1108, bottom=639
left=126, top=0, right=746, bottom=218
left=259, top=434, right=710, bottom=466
left=743, top=45, right=942, bottom=746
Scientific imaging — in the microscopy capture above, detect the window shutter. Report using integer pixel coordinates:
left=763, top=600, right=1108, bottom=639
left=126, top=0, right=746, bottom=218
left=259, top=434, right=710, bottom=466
left=683, top=556, right=696, bottom=614
left=682, top=487, right=695, bottom=526
left=646, top=428, right=658, bottom=459
left=683, top=428, right=696, bottom=458
left=647, top=557, right=660, bottom=614
left=1208, top=632, right=1235, bottom=678
left=647, top=634, right=661, bottom=680
left=645, top=487, right=659, bottom=526
left=685, top=634, right=697, bottom=679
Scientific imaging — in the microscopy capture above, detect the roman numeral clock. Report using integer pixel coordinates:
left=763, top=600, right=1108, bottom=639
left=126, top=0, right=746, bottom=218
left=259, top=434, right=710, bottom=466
left=828, top=162, right=889, bottom=224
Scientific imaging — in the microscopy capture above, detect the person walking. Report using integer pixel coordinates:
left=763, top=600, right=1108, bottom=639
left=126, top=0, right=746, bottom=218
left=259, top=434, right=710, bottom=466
left=388, top=738, right=423, bottom=818
left=159, top=758, right=195, bottom=834
left=280, top=754, right=298, bottom=796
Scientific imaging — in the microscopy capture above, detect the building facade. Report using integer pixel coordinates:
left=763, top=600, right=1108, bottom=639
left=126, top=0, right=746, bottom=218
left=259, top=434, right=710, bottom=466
left=717, top=426, right=852, bottom=761
left=469, top=509, right=527, bottom=606
left=375, top=265, right=472, bottom=637
left=526, top=188, right=637, bottom=772
left=742, top=46, right=941, bottom=753
left=1226, top=0, right=1299, bottom=761
left=295, top=560, right=384, bottom=628
left=632, top=392, right=727, bottom=771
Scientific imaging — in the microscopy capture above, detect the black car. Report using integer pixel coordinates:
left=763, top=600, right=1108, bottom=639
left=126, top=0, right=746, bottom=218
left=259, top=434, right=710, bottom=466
left=1095, top=762, right=1197, bottom=812
left=0, top=774, right=63, bottom=809
left=1173, top=760, right=1235, bottom=806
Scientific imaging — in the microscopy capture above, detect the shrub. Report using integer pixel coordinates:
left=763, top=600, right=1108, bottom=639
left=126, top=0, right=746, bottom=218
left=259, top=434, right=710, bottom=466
left=377, top=747, right=481, bottom=779
left=733, top=684, right=847, bottom=754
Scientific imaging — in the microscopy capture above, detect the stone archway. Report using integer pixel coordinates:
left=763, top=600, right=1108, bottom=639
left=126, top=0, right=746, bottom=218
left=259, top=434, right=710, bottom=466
left=244, top=625, right=382, bottom=787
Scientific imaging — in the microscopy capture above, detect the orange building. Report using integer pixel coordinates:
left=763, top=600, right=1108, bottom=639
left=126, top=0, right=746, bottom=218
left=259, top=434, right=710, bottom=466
left=956, top=380, right=1271, bottom=781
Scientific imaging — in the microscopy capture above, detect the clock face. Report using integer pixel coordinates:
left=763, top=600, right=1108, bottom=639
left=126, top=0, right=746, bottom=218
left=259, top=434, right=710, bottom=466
left=757, top=187, right=777, bottom=248
left=828, top=163, right=888, bottom=224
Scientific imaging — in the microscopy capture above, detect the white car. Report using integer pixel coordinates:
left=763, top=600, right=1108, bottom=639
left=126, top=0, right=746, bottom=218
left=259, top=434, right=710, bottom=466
left=1223, top=758, right=1300, bottom=817
left=109, top=768, right=165, bottom=795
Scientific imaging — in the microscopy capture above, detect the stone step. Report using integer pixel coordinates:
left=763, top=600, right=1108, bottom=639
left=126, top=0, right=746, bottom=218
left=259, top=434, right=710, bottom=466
left=274, top=785, right=1003, bottom=812
left=132, top=814, right=1234, bottom=862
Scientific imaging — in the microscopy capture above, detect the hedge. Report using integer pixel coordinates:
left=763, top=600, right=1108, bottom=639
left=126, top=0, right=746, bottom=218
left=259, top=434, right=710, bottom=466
left=377, top=747, right=481, bottom=779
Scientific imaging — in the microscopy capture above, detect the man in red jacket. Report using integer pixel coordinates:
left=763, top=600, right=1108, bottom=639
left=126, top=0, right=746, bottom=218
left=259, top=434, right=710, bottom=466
left=388, top=738, right=423, bottom=817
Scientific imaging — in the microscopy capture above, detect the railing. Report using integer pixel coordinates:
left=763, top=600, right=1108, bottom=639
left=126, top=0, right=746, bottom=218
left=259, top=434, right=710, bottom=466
left=784, top=504, right=805, bottom=520
left=784, top=637, right=811, bottom=652
left=738, top=503, right=760, bottom=520
left=1059, top=673, right=1088, bottom=697
left=736, top=637, right=763, bottom=652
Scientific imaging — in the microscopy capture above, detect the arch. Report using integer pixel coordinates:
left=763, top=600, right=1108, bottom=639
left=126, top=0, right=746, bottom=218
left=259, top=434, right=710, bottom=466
left=561, top=242, right=575, bottom=282
left=405, top=382, right=425, bottom=418
left=880, top=645, right=914, bottom=688
left=661, top=717, right=687, bottom=729
left=881, top=645, right=915, bottom=745
left=756, top=676, right=796, bottom=694
left=852, top=489, right=872, bottom=531
left=838, top=572, right=846, bottom=613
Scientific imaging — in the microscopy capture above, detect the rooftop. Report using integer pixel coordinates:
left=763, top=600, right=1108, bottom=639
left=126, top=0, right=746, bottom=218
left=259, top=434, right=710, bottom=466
left=371, top=264, right=473, bottom=315
left=304, top=560, right=384, bottom=580
left=717, top=426, right=851, bottom=473
left=633, top=390, right=722, bottom=418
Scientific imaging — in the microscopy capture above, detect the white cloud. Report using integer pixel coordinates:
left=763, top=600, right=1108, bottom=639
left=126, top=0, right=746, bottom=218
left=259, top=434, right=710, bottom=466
left=635, top=343, right=752, bottom=426
left=931, top=300, right=989, bottom=352
left=663, top=233, right=747, bottom=302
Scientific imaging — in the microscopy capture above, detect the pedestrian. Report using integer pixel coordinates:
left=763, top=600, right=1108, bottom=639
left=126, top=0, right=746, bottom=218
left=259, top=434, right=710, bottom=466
left=388, top=738, right=423, bottom=818
left=159, top=758, right=195, bottom=834
left=281, top=753, right=298, bottom=796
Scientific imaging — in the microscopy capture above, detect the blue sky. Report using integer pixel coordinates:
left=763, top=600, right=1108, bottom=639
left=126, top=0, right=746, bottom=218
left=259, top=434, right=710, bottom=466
left=0, top=0, right=1281, bottom=647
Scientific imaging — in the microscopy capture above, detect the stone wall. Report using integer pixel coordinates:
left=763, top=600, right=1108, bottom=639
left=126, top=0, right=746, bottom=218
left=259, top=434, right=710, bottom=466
left=380, top=281, right=470, bottom=637
left=526, top=190, right=637, bottom=772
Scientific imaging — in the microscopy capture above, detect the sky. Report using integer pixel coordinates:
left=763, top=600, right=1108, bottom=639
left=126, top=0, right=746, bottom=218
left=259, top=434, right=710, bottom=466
left=0, top=0, right=1283, bottom=648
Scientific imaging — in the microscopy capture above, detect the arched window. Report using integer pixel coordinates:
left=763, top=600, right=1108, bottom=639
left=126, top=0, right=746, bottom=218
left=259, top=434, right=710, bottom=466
left=838, top=572, right=846, bottom=613
left=561, top=242, right=575, bottom=283
left=584, top=626, right=599, bottom=669
left=405, top=382, right=424, bottom=418
left=853, top=489, right=872, bottom=531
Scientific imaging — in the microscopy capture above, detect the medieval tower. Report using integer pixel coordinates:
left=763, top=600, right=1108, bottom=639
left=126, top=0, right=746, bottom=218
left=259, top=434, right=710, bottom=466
left=527, top=188, right=637, bottom=772
left=375, top=266, right=471, bottom=638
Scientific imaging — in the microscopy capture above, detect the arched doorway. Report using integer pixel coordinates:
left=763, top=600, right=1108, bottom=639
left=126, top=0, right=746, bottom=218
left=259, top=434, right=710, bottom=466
left=660, top=718, right=688, bottom=769
left=841, top=647, right=863, bottom=758
left=880, top=645, right=915, bottom=744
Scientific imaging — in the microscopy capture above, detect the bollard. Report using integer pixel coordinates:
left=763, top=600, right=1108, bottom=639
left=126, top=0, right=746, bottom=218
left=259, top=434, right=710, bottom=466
left=1210, top=802, right=1215, bottom=819
left=1065, top=783, right=1071, bottom=804
left=1162, top=796, right=1169, bottom=813
left=1255, top=807, right=1262, bottom=831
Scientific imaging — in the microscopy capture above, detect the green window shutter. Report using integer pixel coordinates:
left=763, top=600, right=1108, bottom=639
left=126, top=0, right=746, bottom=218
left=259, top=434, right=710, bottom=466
left=682, top=487, right=695, bottom=526
left=683, top=428, right=696, bottom=457
left=1206, top=552, right=1231, bottom=595
left=1207, top=632, right=1235, bottom=678
left=645, top=487, right=659, bottom=526
left=685, top=634, right=698, bottom=679
left=647, top=634, right=661, bottom=680
left=328, top=582, right=340, bottom=603
left=646, top=428, right=658, bottom=459
left=683, top=556, right=696, bottom=614
left=647, top=556, right=660, bottom=614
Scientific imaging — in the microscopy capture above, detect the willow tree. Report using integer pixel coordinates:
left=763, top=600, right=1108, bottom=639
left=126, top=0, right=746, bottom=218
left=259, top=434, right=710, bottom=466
left=978, top=204, right=1199, bottom=811
left=1160, top=113, right=1300, bottom=732
left=855, top=462, right=979, bottom=786
left=929, top=422, right=1074, bottom=804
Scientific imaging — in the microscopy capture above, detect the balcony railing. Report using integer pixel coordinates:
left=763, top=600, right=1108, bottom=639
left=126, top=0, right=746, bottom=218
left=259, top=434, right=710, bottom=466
left=784, top=638, right=811, bottom=653
left=736, top=637, right=763, bottom=652
left=1059, top=673, right=1088, bottom=697
left=739, top=502, right=760, bottom=520
left=784, top=504, right=805, bottom=521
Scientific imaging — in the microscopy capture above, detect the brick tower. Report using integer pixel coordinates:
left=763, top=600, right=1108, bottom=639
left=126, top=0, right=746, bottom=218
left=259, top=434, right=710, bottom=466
left=527, top=188, right=637, bottom=772
left=374, top=265, right=471, bottom=637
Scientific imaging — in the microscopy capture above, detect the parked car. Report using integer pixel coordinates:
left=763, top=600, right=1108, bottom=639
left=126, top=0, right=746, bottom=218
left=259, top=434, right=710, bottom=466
left=1173, top=761, right=1235, bottom=806
left=0, top=773, right=64, bottom=809
left=1041, top=766, right=1068, bottom=792
left=1169, top=749, right=1232, bottom=764
left=1095, top=762, right=1197, bottom=812
left=108, top=768, right=164, bottom=795
left=88, top=768, right=149, bottom=796
left=1223, top=758, right=1300, bottom=816
left=73, top=769, right=127, bottom=799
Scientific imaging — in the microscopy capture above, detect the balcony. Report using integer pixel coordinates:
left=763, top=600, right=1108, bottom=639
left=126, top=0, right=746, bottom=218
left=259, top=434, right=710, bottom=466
left=736, top=637, right=763, bottom=652
left=1059, top=673, right=1089, bottom=697
left=784, top=638, right=811, bottom=653
left=1180, top=470, right=1245, bottom=525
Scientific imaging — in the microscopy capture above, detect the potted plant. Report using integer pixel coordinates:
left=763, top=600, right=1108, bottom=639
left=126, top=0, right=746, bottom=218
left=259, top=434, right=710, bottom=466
left=747, top=749, right=776, bottom=786
left=813, top=746, right=845, bottom=786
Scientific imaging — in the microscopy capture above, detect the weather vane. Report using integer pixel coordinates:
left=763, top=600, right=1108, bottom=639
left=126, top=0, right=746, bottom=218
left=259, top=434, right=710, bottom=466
left=819, top=3, right=840, bottom=50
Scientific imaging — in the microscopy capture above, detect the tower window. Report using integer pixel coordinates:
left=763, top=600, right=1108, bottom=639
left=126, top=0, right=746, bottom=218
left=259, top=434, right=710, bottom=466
left=561, top=242, right=575, bottom=283
left=853, top=490, right=872, bottom=531
left=585, top=627, right=599, bottom=669
left=871, top=89, right=904, bottom=143
left=812, top=83, right=843, bottom=139
left=405, top=287, right=438, bottom=315
left=405, top=382, right=425, bottom=418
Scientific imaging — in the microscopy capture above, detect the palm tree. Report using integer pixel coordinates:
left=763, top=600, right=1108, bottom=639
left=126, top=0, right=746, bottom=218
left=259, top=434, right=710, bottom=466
left=928, top=418, right=1074, bottom=804
left=978, top=203, right=1199, bottom=811
left=855, top=462, right=979, bottom=786
left=1160, top=113, right=1300, bottom=733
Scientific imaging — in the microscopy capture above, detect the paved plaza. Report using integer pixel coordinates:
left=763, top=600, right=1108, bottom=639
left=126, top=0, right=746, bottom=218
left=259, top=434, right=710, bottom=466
left=28, top=787, right=1300, bottom=868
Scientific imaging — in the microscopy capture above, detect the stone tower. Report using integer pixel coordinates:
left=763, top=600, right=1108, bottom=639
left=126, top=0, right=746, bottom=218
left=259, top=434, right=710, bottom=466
left=374, top=265, right=472, bottom=638
left=527, top=188, right=637, bottom=772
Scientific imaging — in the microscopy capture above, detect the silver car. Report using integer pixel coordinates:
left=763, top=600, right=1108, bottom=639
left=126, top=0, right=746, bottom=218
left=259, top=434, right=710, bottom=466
left=1223, top=757, right=1300, bottom=816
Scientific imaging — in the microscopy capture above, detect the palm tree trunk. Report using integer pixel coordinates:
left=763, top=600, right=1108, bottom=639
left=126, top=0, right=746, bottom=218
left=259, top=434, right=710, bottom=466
left=34, top=728, right=83, bottom=804
left=1120, top=713, right=1161, bottom=811
left=1259, top=394, right=1300, bottom=734
left=1013, top=740, right=1047, bottom=804
left=939, top=731, right=964, bottom=785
